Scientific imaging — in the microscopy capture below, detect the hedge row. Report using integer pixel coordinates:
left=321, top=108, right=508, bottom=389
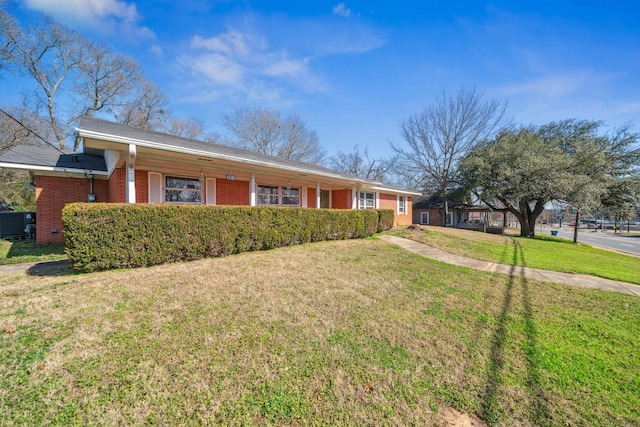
left=62, top=203, right=395, bottom=272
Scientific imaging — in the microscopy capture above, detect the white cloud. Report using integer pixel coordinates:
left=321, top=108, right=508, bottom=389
left=22, top=0, right=154, bottom=39
left=332, top=3, right=352, bottom=18
left=263, top=58, right=309, bottom=77
left=178, top=28, right=328, bottom=105
left=191, top=31, right=249, bottom=56
left=179, top=52, right=244, bottom=87
left=150, top=44, right=164, bottom=58
left=176, top=12, right=385, bottom=106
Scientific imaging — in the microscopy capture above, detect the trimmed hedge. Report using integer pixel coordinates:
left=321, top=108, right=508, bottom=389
left=62, top=203, right=393, bottom=272
left=376, top=209, right=395, bottom=232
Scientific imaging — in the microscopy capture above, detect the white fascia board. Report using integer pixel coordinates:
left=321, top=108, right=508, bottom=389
left=78, top=129, right=379, bottom=186
left=367, top=186, right=422, bottom=196
left=0, top=162, right=109, bottom=177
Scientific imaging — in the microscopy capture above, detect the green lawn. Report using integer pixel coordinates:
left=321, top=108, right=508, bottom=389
left=1, top=239, right=638, bottom=426
left=396, top=227, right=640, bottom=285
left=0, top=240, right=66, bottom=265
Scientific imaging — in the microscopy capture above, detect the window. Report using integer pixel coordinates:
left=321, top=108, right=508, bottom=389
left=358, top=192, right=375, bottom=209
left=398, top=195, right=406, bottom=214
left=258, top=185, right=279, bottom=205
left=258, top=185, right=299, bottom=206
left=281, top=187, right=300, bottom=205
left=165, top=176, right=202, bottom=203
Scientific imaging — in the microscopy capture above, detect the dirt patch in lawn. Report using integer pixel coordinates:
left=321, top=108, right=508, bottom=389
left=442, top=407, right=488, bottom=427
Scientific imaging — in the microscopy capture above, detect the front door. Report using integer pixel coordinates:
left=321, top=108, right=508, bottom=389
left=320, top=190, right=330, bottom=208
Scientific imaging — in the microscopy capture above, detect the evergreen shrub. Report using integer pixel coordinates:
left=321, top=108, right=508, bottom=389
left=62, top=203, right=391, bottom=272
left=375, top=209, right=395, bottom=232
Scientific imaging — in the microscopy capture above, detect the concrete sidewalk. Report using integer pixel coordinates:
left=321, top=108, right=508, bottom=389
left=379, top=235, right=640, bottom=296
left=0, top=259, right=69, bottom=276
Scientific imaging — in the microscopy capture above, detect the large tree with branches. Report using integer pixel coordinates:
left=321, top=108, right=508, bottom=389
left=0, top=4, right=198, bottom=151
left=459, top=120, right=639, bottom=237
left=391, top=86, right=508, bottom=225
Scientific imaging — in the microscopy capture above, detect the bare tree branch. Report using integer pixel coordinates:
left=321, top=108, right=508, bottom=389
left=222, top=107, right=325, bottom=164
left=330, top=145, right=395, bottom=182
left=391, top=86, right=509, bottom=224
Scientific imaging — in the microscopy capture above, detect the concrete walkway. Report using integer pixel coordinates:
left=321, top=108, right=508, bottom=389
left=0, top=259, right=69, bottom=276
left=379, top=235, right=640, bottom=296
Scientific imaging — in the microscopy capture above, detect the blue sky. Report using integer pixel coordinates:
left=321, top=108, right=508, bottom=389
left=3, top=0, right=640, bottom=158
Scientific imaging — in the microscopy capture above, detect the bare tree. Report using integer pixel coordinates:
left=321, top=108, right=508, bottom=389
left=0, top=104, right=52, bottom=152
left=110, top=80, right=169, bottom=131
left=1, top=6, right=172, bottom=150
left=1, top=16, right=84, bottom=148
left=75, top=42, right=141, bottom=118
left=222, top=107, right=325, bottom=164
left=157, top=116, right=216, bottom=141
left=0, top=1, right=18, bottom=72
left=391, top=86, right=508, bottom=226
left=330, top=145, right=395, bottom=181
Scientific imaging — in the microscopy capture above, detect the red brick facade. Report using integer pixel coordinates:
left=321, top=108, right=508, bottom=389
left=107, top=168, right=149, bottom=203
left=108, top=168, right=126, bottom=203
left=35, top=170, right=413, bottom=243
left=135, top=170, right=149, bottom=204
left=35, top=176, right=109, bottom=244
left=378, top=193, right=413, bottom=226
left=307, top=187, right=316, bottom=208
left=216, top=179, right=250, bottom=206
left=332, top=189, right=352, bottom=209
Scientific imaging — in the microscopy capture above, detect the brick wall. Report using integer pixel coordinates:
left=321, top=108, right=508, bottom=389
left=108, top=168, right=149, bottom=203
left=217, top=179, right=250, bottom=205
left=108, top=168, right=126, bottom=202
left=378, top=193, right=413, bottom=225
left=35, top=176, right=109, bottom=244
left=413, top=208, right=442, bottom=226
left=307, top=187, right=316, bottom=208
left=135, top=170, right=149, bottom=204
left=331, top=189, right=352, bottom=209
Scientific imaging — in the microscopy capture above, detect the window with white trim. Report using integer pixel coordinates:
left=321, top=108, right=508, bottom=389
left=257, top=185, right=300, bottom=206
left=358, top=191, right=375, bottom=209
left=165, top=176, right=202, bottom=203
left=397, top=195, right=406, bottom=214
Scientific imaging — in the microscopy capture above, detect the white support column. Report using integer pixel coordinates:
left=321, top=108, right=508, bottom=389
left=352, top=188, right=358, bottom=209
left=316, top=182, right=321, bottom=209
left=126, top=144, right=137, bottom=203
left=249, top=174, right=256, bottom=206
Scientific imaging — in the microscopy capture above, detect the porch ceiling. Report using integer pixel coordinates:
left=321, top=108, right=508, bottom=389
left=84, top=138, right=384, bottom=191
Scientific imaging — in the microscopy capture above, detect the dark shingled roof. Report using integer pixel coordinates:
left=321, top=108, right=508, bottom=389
left=413, top=193, right=490, bottom=211
left=0, top=143, right=107, bottom=172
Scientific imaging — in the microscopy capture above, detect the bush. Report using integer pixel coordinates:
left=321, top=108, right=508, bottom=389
left=375, top=209, right=395, bottom=231
left=62, top=204, right=386, bottom=272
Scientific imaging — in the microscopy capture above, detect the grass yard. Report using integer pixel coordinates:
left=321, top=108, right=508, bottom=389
left=0, top=240, right=66, bottom=265
left=1, top=238, right=639, bottom=426
left=397, top=226, right=640, bottom=285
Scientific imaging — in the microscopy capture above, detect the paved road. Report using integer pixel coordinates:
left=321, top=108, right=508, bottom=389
left=539, top=226, right=640, bottom=257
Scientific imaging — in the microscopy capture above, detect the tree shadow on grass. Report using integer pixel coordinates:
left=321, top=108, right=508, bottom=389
left=480, top=241, right=551, bottom=425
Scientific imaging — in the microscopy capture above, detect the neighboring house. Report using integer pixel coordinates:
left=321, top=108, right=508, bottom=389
left=0, top=117, right=419, bottom=244
left=412, top=194, right=491, bottom=229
